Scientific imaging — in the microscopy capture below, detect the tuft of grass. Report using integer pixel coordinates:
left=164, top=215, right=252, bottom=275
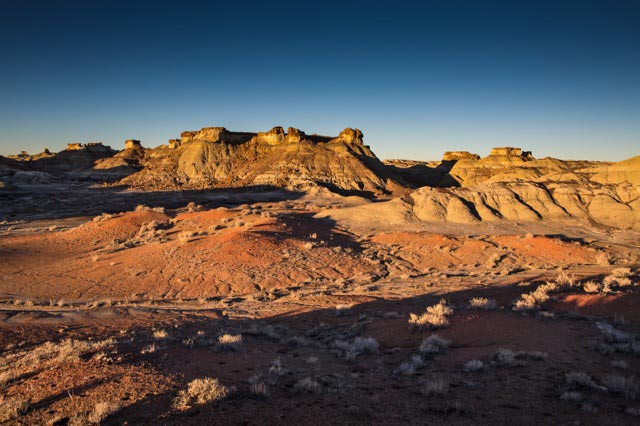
left=267, top=358, right=288, bottom=385
left=418, top=335, right=450, bottom=356
left=463, top=359, right=484, bottom=372
left=173, top=378, right=229, bottom=410
left=513, top=282, right=557, bottom=311
left=248, top=374, right=268, bottom=397
left=333, top=337, right=379, bottom=360
left=582, top=280, right=602, bottom=293
left=87, top=401, right=122, bottom=424
left=409, top=299, right=453, bottom=330
left=152, top=329, right=169, bottom=340
left=612, top=268, right=631, bottom=278
left=468, top=297, right=497, bottom=310
left=601, top=374, right=638, bottom=400
left=565, top=372, right=599, bottom=390
left=215, top=334, right=242, bottom=352
left=422, top=376, right=449, bottom=397
left=394, top=355, right=424, bottom=376
left=294, top=377, right=322, bottom=394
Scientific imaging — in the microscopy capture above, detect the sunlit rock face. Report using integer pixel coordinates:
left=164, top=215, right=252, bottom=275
left=121, top=125, right=403, bottom=194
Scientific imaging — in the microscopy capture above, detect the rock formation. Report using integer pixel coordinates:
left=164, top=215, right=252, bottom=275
left=121, top=125, right=404, bottom=194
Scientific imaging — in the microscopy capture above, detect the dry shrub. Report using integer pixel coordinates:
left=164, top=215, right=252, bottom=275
left=513, top=282, right=557, bottom=311
left=87, top=401, right=122, bottom=424
left=463, top=359, right=484, bottom=372
left=248, top=374, right=268, bottom=397
left=612, top=268, right=631, bottom=278
left=604, top=275, right=632, bottom=288
left=601, top=374, right=638, bottom=400
left=294, top=377, right=322, bottom=394
left=173, top=378, right=228, bottom=410
left=422, top=376, right=449, bottom=397
left=394, top=355, right=424, bottom=376
left=555, top=271, right=577, bottom=288
left=409, top=299, right=453, bottom=330
left=333, top=337, right=379, bottom=360
left=267, top=358, right=288, bottom=385
left=152, top=329, right=169, bottom=340
left=468, top=297, right=497, bottom=310
left=565, top=372, right=601, bottom=391
left=582, top=280, right=602, bottom=293
left=419, top=335, right=450, bottom=356
left=216, top=334, right=242, bottom=352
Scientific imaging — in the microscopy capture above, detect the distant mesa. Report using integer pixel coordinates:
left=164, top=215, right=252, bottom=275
left=442, top=151, right=480, bottom=162
left=65, top=142, right=114, bottom=152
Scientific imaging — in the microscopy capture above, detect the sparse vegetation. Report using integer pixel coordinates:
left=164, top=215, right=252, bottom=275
left=422, top=376, right=449, bottom=397
left=601, top=374, right=638, bottom=400
left=173, top=378, right=229, bottom=410
left=463, top=359, right=484, bottom=372
left=294, top=377, right=322, bottom=394
left=582, top=280, right=602, bottom=293
left=468, top=297, right=497, bottom=310
left=333, top=336, right=379, bottom=360
left=409, top=299, right=453, bottom=330
left=418, top=334, right=450, bottom=355
left=87, top=401, right=122, bottom=424
left=216, top=334, right=243, bottom=352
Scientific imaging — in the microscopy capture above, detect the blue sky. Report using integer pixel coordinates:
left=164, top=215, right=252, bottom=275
left=1, top=0, right=638, bottom=161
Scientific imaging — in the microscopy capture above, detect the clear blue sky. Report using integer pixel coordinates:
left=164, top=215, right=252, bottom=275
left=1, top=0, right=638, bottom=161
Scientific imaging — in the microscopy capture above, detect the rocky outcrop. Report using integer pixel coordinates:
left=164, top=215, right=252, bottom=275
left=442, top=151, right=480, bottom=162
left=125, top=140, right=142, bottom=150
left=121, top=126, right=404, bottom=194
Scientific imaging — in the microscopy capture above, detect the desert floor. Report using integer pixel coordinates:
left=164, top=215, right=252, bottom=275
left=1, top=185, right=639, bottom=425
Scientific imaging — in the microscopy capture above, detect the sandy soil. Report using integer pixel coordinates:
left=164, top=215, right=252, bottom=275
left=0, top=185, right=639, bottom=425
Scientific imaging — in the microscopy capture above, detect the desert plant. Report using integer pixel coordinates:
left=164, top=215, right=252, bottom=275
left=394, top=355, right=425, bottom=376
left=422, top=376, right=449, bottom=397
left=294, top=377, right=322, bottom=394
left=173, top=378, right=229, bottom=410
left=409, top=299, right=453, bottom=330
left=601, top=374, right=638, bottom=400
left=612, top=267, right=631, bottom=278
left=248, top=374, right=268, bottom=397
left=565, top=372, right=602, bottom=391
left=468, top=297, right=497, bottom=310
left=333, top=337, right=379, bottom=360
left=418, top=334, right=450, bottom=356
left=152, top=329, right=169, bottom=340
left=494, top=348, right=518, bottom=366
left=463, top=359, right=484, bottom=372
left=266, top=358, right=288, bottom=385
left=87, top=401, right=122, bottom=424
left=216, top=334, right=242, bottom=352
left=582, top=280, right=602, bottom=293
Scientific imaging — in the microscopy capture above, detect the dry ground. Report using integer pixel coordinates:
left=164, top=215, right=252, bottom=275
left=1, top=185, right=639, bottom=425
